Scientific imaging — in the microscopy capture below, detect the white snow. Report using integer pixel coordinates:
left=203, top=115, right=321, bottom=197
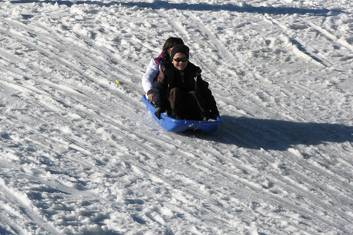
left=1, top=0, right=353, bottom=234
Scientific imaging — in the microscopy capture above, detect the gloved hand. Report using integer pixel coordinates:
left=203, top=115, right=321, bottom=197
left=147, top=89, right=158, bottom=105
left=207, top=108, right=219, bottom=120
left=155, top=107, right=162, bottom=119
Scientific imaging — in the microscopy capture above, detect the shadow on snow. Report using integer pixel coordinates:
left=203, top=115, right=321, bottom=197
left=10, top=0, right=343, bottom=16
left=0, top=226, right=15, bottom=235
left=192, top=115, right=353, bottom=150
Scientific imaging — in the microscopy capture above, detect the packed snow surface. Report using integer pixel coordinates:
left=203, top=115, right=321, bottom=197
left=1, top=0, right=353, bottom=234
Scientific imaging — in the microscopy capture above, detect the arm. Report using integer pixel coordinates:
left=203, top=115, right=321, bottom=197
left=141, top=58, right=159, bottom=94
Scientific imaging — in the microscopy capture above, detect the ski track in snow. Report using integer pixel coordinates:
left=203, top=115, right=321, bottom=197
left=1, top=0, right=353, bottom=234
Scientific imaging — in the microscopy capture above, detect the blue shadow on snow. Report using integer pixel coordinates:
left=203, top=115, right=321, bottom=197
left=0, top=226, right=15, bottom=235
left=10, top=0, right=343, bottom=16
left=192, top=116, right=353, bottom=150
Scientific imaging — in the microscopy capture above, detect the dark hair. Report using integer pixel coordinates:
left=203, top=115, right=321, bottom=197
left=170, top=44, right=189, bottom=59
left=162, top=37, right=184, bottom=51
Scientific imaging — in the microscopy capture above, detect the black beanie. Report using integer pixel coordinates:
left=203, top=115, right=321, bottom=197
left=170, top=44, right=189, bottom=59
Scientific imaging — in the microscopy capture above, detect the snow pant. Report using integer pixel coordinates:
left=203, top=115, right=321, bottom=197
left=168, top=87, right=203, bottom=120
left=194, top=77, right=219, bottom=119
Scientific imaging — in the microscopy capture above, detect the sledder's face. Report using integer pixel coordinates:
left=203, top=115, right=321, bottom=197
left=172, top=52, right=188, bottom=71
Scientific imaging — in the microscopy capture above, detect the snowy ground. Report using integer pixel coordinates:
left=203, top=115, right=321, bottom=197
left=1, top=0, right=353, bottom=234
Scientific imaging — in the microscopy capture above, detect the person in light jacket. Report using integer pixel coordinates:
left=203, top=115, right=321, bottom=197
left=141, top=37, right=184, bottom=105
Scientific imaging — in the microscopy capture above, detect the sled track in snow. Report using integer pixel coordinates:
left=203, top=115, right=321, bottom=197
left=0, top=18, right=146, bottom=119
left=264, top=16, right=331, bottom=68
left=0, top=179, right=61, bottom=235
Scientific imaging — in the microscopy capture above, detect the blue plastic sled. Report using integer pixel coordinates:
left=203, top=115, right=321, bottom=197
left=142, top=96, right=221, bottom=133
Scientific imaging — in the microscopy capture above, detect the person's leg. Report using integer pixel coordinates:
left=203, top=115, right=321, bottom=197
left=169, top=88, right=204, bottom=120
left=195, top=87, right=219, bottom=119
left=154, top=82, right=169, bottom=119
left=168, top=87, right=185, bottom=119
left=182, top=91, right=203, bottom=120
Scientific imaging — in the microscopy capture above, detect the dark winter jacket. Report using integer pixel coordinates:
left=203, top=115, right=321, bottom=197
left=157, top=61, right=201, bottom=92
left=155, top=60, right=219, bottom=119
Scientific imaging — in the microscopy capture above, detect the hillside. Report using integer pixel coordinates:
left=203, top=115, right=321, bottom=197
left=1, top=1, right=353, bottom=234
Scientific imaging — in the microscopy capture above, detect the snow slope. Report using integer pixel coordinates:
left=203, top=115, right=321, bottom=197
left=1, top=0, right=353, bottom=234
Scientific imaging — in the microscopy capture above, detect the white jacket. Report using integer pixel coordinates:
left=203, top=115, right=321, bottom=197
left=141, top=58, right=160, bottom=94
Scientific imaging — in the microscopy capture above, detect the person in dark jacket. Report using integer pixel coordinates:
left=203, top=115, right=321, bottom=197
left=155, top=44, right=219, bottom=120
